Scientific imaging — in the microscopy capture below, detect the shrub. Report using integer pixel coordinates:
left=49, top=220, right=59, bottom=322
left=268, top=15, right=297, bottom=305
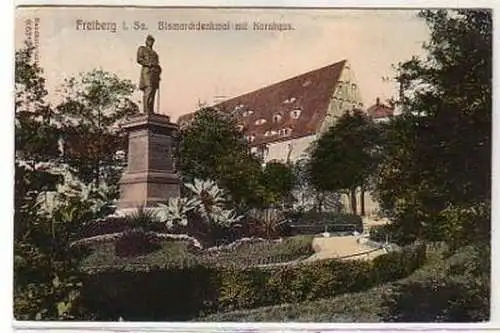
left=368, top=224, right=393, bottom=243
left=372, top=242, right=426, bottom=283
left=381, top=244, right=489, bottom=322
left=79, top=242, right=426, bottom=320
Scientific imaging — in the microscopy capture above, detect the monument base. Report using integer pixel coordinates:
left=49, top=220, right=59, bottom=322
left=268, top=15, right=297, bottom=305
left=117, top=113, right=181, bottom=210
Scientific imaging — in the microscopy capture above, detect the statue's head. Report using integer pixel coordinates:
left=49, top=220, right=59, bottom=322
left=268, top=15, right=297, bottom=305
left=145, top=35, right=155, bottom=47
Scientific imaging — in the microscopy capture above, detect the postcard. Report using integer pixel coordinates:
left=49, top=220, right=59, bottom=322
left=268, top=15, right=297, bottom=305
left=13, top=4, right=493, bottom=330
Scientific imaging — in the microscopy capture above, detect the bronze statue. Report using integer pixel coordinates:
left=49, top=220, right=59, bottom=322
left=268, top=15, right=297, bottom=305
left=137, top=35, right=162, bottom=114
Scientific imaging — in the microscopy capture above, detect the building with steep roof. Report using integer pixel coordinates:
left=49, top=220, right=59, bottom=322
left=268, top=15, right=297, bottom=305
left=178, top=60, right=380, bottom=215
left=178, top=59, right=364, bottom=164
left=367, top=97, right=394, bottom=122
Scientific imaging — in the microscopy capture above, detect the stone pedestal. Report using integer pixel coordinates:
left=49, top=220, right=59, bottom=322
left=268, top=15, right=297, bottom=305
left=118, top=113, right=180, bottom=210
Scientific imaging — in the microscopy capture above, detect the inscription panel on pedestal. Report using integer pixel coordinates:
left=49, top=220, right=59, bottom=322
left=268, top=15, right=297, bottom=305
left=128, top=136, right=147, bottom=172
left=149, top=134, right=173, bottom=171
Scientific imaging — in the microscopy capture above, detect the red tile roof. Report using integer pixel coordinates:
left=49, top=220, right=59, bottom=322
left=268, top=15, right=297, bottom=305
left=367, top=101, right=394, bottom=119
left=178, top=60, right=347, bottom=145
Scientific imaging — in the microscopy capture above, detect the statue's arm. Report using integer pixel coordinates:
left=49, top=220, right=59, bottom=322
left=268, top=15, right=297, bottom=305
left=136, top=46, right=148, bottom=66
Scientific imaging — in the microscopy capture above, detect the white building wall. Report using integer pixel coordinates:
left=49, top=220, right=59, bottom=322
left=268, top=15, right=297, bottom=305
left=258, top=134, right=317, bottom=164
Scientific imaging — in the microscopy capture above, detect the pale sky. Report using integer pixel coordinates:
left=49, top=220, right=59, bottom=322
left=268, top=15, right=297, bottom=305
left=15, top=7, right=430, bottom=121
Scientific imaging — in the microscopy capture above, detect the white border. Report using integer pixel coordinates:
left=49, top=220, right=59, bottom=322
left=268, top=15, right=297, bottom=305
left=5, top=0, right=500, bottom=332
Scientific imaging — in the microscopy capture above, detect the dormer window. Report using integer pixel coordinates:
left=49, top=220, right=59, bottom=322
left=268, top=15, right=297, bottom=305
left=279, top=128, right=292, bottom=136
left=236, top=124, right=244, bottom=132
left=234, top=104, right=245, bottom=112
left=254, top=118, right=267, bottom=125
left=264, top=130, right=272, bottom=137
left=273, top=113, right=282, bottom=122
left=302, top=79, right=312, bottom=87
left=242, top=110, right=254, bottom=117
left=290, top=109, right=302, bottom=119
left=246, top=134, right=256, bottom=143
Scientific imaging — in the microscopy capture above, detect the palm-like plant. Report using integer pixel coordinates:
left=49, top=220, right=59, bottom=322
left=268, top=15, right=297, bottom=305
left=184, top=178, right=242, bottom=227
left=157, top=197, right=200, bottom=229
left=247, top=208, right=288, bottom=239
left=184, top=179, right=224, bottom=219
left=209, top=206, right=243, bottom=227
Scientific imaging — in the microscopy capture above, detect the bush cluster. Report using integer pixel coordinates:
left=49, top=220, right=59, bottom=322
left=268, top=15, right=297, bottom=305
left=79, top=242, right=426, bottom=321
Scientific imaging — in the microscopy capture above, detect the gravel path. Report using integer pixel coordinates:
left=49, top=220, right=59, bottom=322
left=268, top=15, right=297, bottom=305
left=304, top=236, right=386, bottom=261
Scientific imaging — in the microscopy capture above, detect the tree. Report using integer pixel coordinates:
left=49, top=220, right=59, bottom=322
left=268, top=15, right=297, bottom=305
left=15, top=45, right=60, bottom=167
left=178, top=107, right=265, bottom=208
left=14, top=44, right=100, bottom=320
left=15, top=43, right=62, bottom=241
left=374, top=9, right=491, bottom=245
left=55, top=69, right=139, bottom=188
left=260, top=161, right=295, bottom=208
left=309, top=109, right=380, bottom=215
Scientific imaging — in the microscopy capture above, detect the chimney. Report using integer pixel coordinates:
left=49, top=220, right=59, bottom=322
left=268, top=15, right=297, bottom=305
left=376, top=97, right=380, bottom=106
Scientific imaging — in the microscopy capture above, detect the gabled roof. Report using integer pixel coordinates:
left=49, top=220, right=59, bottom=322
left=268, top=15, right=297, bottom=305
left=367, top=99, right=394, bottom=119
left=178, top=60, right=347, bottom=145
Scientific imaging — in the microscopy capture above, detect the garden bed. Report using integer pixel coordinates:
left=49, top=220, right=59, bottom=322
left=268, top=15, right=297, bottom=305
left=80, top=235, right=315, bottom=272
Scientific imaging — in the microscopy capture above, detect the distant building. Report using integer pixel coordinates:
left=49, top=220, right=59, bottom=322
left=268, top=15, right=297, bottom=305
left=178, top=60, right=379, bottom=215
left=179, top=60, right=364, bottom=163
left=367, top=97, right=394, bottom=123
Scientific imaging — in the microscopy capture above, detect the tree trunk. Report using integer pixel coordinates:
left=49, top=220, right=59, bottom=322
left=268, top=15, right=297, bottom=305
left=360, top=185, right=366, bottom=216
left=350, top=188, right=357, bottom=215
left=316, top=192, right=324, bottom=213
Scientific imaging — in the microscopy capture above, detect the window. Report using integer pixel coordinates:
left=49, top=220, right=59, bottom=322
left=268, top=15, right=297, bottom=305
left=241, top=108, right=254, bottom=117
left=290, top=109, right=302, bottom=119
left=234, top=104, right=245, bottom=112
left=236, top=124, right=244, bottom=132
left=273, top=113, right=282, bottom=122
left=255, top=118, right=267, bottom=125
left=279, top=128, right=292, bottom=136
left=246, top=134, right=256, bottom=143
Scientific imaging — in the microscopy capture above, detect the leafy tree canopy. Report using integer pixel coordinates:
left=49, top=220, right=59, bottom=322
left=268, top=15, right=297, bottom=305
left=374, top=9, right=491, bottom=246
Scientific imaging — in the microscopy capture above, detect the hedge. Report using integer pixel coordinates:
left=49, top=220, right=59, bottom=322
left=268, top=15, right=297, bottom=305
left=196, top=243, right=447, bottom=322
left=288, top=212, right=363, bottom=234
left=79, top=242, right=426, bottom=321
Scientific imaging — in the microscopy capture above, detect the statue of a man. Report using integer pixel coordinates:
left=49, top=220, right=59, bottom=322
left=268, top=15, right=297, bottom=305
left=137, top=35, right=162, bottom=114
